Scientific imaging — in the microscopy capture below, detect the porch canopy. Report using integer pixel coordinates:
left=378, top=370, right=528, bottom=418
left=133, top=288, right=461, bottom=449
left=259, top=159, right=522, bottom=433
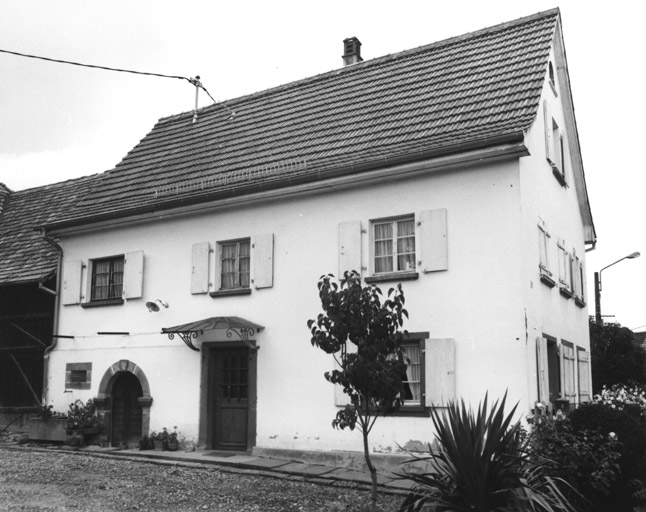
left=161, top=316, right=264, bottom=351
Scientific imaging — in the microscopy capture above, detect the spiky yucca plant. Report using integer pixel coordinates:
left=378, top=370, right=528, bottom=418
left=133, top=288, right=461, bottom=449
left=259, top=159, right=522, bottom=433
left=400, top=393, right=577, bottom=512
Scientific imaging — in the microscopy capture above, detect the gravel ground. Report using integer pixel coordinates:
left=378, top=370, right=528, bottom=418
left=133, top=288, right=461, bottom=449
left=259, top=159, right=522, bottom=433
left=0, top=447, right=406, bottom=512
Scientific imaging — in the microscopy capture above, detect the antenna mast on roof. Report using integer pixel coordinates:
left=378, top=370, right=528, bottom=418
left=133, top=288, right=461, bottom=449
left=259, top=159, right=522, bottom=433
left=190, top=75, right=201, bottom=123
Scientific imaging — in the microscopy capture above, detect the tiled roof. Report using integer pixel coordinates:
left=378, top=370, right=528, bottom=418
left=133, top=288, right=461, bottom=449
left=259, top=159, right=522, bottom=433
left=46, top=9, right=559, bottom=228
left=0, top=176, right=98, bottom=285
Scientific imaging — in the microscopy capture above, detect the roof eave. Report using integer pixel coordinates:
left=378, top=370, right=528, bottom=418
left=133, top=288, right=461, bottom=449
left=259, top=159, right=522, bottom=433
left=43, top=131, right=527, bottom=234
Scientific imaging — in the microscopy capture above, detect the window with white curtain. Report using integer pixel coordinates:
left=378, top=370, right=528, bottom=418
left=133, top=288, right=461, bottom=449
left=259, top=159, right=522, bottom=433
left=372, top=215, right=416, bottom=274
left=401, top=342, right=423, bottom=407
left=220, top=239, right=250, bottom=289
left=91, top=256, right=124, bottom=300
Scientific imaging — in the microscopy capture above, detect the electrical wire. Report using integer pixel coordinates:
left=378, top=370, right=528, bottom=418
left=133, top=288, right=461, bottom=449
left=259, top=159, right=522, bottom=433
left=0, top=47, right=218, bottom=104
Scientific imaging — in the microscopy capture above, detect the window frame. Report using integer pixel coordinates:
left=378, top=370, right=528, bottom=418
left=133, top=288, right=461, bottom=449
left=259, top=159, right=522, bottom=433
left=219, top=238, right=251, bottom=291
left=389, top=332, right=432, bottom=416
left=399, top=339, right=426, bottom=413
left=368, top=214, right=417, bottom=280
left=65, top=363, right=92, bottom=390
left=89, top=255, right=124, bottom=303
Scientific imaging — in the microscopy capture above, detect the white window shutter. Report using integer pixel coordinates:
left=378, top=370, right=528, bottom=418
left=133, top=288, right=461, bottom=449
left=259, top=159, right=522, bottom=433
left=252, top=234, right=274, bottom=289
left=577, top=349, right=591, bottom=403
left=560, top=343, right=576, bottom=402
left=214, top=243, right=223, bottom=290
left=338, top=221, right=362, bottom=277
left=420, top=209, right=448, bottom=273
left=334, top=343, right=357, bottom=406
left=557, top=240, right=567, bottom=284
left=544, top=100, right=554, bottom=164
left=61, top=259, right=83, bottom=305
left=536, top=337, right=550, bottom=404
left=424, top=338, right=455, bottom=407
left=123, top=251, right=144, bottom=299
left=191, top=242, right=211, bottom=294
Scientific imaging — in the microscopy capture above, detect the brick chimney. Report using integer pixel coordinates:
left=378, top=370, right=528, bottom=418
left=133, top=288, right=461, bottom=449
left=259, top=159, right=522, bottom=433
left=342, top=37, right=363, bottom=66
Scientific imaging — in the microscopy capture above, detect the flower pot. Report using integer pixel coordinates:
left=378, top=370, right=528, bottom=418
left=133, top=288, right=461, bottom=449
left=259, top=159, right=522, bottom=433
left=153, top=439, right=167, bottom=451
left=28, top=417, right=68, bottom=442
left=167, top=441, right=179, bottom=452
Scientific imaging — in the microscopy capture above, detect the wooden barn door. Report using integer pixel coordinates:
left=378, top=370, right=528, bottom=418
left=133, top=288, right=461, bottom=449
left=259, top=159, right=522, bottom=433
left=111, top=372, right=143, bottom=447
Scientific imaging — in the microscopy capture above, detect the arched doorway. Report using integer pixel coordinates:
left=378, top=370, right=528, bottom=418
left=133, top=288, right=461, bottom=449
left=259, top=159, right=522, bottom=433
left=94, top=360, right=153, bottom=448
left=111, top=372, right=143, bottom=447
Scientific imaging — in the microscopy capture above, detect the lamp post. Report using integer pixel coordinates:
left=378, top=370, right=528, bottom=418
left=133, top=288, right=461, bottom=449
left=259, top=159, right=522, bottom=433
left=594, top=251, right=640, bottom=325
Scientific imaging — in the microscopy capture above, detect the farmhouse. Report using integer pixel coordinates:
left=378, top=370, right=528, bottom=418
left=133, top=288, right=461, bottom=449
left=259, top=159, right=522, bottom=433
left=5, top=8, right=595, bottom=456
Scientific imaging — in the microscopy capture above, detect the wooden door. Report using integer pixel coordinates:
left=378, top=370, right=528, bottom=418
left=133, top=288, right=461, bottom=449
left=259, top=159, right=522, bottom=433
left=213, top=348, right=249, bottom=450
left=111, top=372, right=143, bottom=447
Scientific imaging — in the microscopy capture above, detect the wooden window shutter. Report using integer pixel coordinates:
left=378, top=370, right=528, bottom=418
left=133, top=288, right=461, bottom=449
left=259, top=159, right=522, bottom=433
left=334, top=343, right=357, bottom=406
left=536, top=337, right=550, bottom=405
left=191, top=242, right=211, bottom=294
left=544, top=100, right=554, bottom=164
left=557, top=239, right=567, bottom=285
left=61, top=259, right=83, bottom=305
left=420, top=209, right=448, bottom=273
left=560, top=342, right=576, bottom=402
left=424, top=338, right=455, bottom=407
left=123, top=251, right=144, bottom=299
left=338, top=221, right=362, bottom=277
left=577, top=348, right=591, bottom=402
left=252, top=233, right=274, bottom=289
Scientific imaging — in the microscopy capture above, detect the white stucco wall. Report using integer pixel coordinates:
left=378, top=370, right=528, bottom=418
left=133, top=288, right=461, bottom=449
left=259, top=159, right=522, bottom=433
left=517, top=49, right=592, bottom=410
left=47, top=155, right=536, bottom=453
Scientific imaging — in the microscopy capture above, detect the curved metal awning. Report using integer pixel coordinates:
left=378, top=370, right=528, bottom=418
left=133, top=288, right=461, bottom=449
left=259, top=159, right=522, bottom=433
left=162, top=316, right=264, bottom=351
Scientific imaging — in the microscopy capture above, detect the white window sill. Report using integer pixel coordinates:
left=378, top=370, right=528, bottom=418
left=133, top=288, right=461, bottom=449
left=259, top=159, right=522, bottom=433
left=364, top=272, right=419, bottom=284
left=539, top=272, right=556, bottom=288
left=209, top=288, right=252, bottom=298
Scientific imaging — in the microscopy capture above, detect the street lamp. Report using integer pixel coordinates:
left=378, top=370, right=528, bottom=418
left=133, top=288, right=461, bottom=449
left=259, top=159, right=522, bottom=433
left=594, top=251, right=640, bottom=325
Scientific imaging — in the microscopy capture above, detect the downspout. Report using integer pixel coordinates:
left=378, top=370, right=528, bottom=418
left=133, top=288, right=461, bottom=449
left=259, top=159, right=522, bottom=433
left=40, top=228, right=63, bottom=404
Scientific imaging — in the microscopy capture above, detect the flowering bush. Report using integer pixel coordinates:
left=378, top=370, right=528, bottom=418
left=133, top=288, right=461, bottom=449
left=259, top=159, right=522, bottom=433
left=593, top=384, right=646, bottom=409
left=529, top=412, right=621, bottom=510
left=66, top=399, right=101, bottom=434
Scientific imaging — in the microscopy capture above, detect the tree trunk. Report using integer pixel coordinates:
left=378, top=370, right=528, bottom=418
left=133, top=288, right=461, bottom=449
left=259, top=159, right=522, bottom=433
left=362, top=427, right=378, bottom=512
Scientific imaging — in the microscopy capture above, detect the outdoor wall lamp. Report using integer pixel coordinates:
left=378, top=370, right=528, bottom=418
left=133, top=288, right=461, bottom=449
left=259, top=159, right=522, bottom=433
left=594, top=251, right=640, bottom=325
left=145, top=299, right=169, bottom=313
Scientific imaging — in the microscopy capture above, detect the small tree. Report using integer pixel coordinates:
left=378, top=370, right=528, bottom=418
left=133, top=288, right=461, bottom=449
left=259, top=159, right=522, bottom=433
left=308, top=271, right=408, bottom=512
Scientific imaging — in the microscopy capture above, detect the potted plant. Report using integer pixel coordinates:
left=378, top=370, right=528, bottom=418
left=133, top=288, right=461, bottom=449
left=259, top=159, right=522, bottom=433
left=138, top=434, right=153, bottom=450
left=150, top=427, right=180, bottom=451
left=150, top=429, right=167, bottom=451
left=66, top=399, right=102, bottom=435
left=167, top=427, right=180, bottom=451
left=28, top=404, right=68, bottom=442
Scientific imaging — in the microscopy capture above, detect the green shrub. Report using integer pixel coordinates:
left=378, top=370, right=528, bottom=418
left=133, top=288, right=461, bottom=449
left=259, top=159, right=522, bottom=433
left=567, top=403, right=646, bottom=511
left=399, top=393, right=576, bottom=512
left=529, top=413, right=621, bottom=511
left=569, top=403, right=646, bottom=480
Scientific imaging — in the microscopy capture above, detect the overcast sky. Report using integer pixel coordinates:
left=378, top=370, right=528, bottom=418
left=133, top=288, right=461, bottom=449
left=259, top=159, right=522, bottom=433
left=1, top=1, right=644, bottom=329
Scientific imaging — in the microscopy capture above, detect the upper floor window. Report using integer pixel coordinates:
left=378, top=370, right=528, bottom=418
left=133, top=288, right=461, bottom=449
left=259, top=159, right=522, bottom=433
left=91, top=256, right=124, bottom=300
left=372, top=215, right=416, bottom=274
left=543, top=100, right=566, bottom=186
left=220, top=239, right=250, bottom=289
left=548, top=61, right=557, bottom=95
